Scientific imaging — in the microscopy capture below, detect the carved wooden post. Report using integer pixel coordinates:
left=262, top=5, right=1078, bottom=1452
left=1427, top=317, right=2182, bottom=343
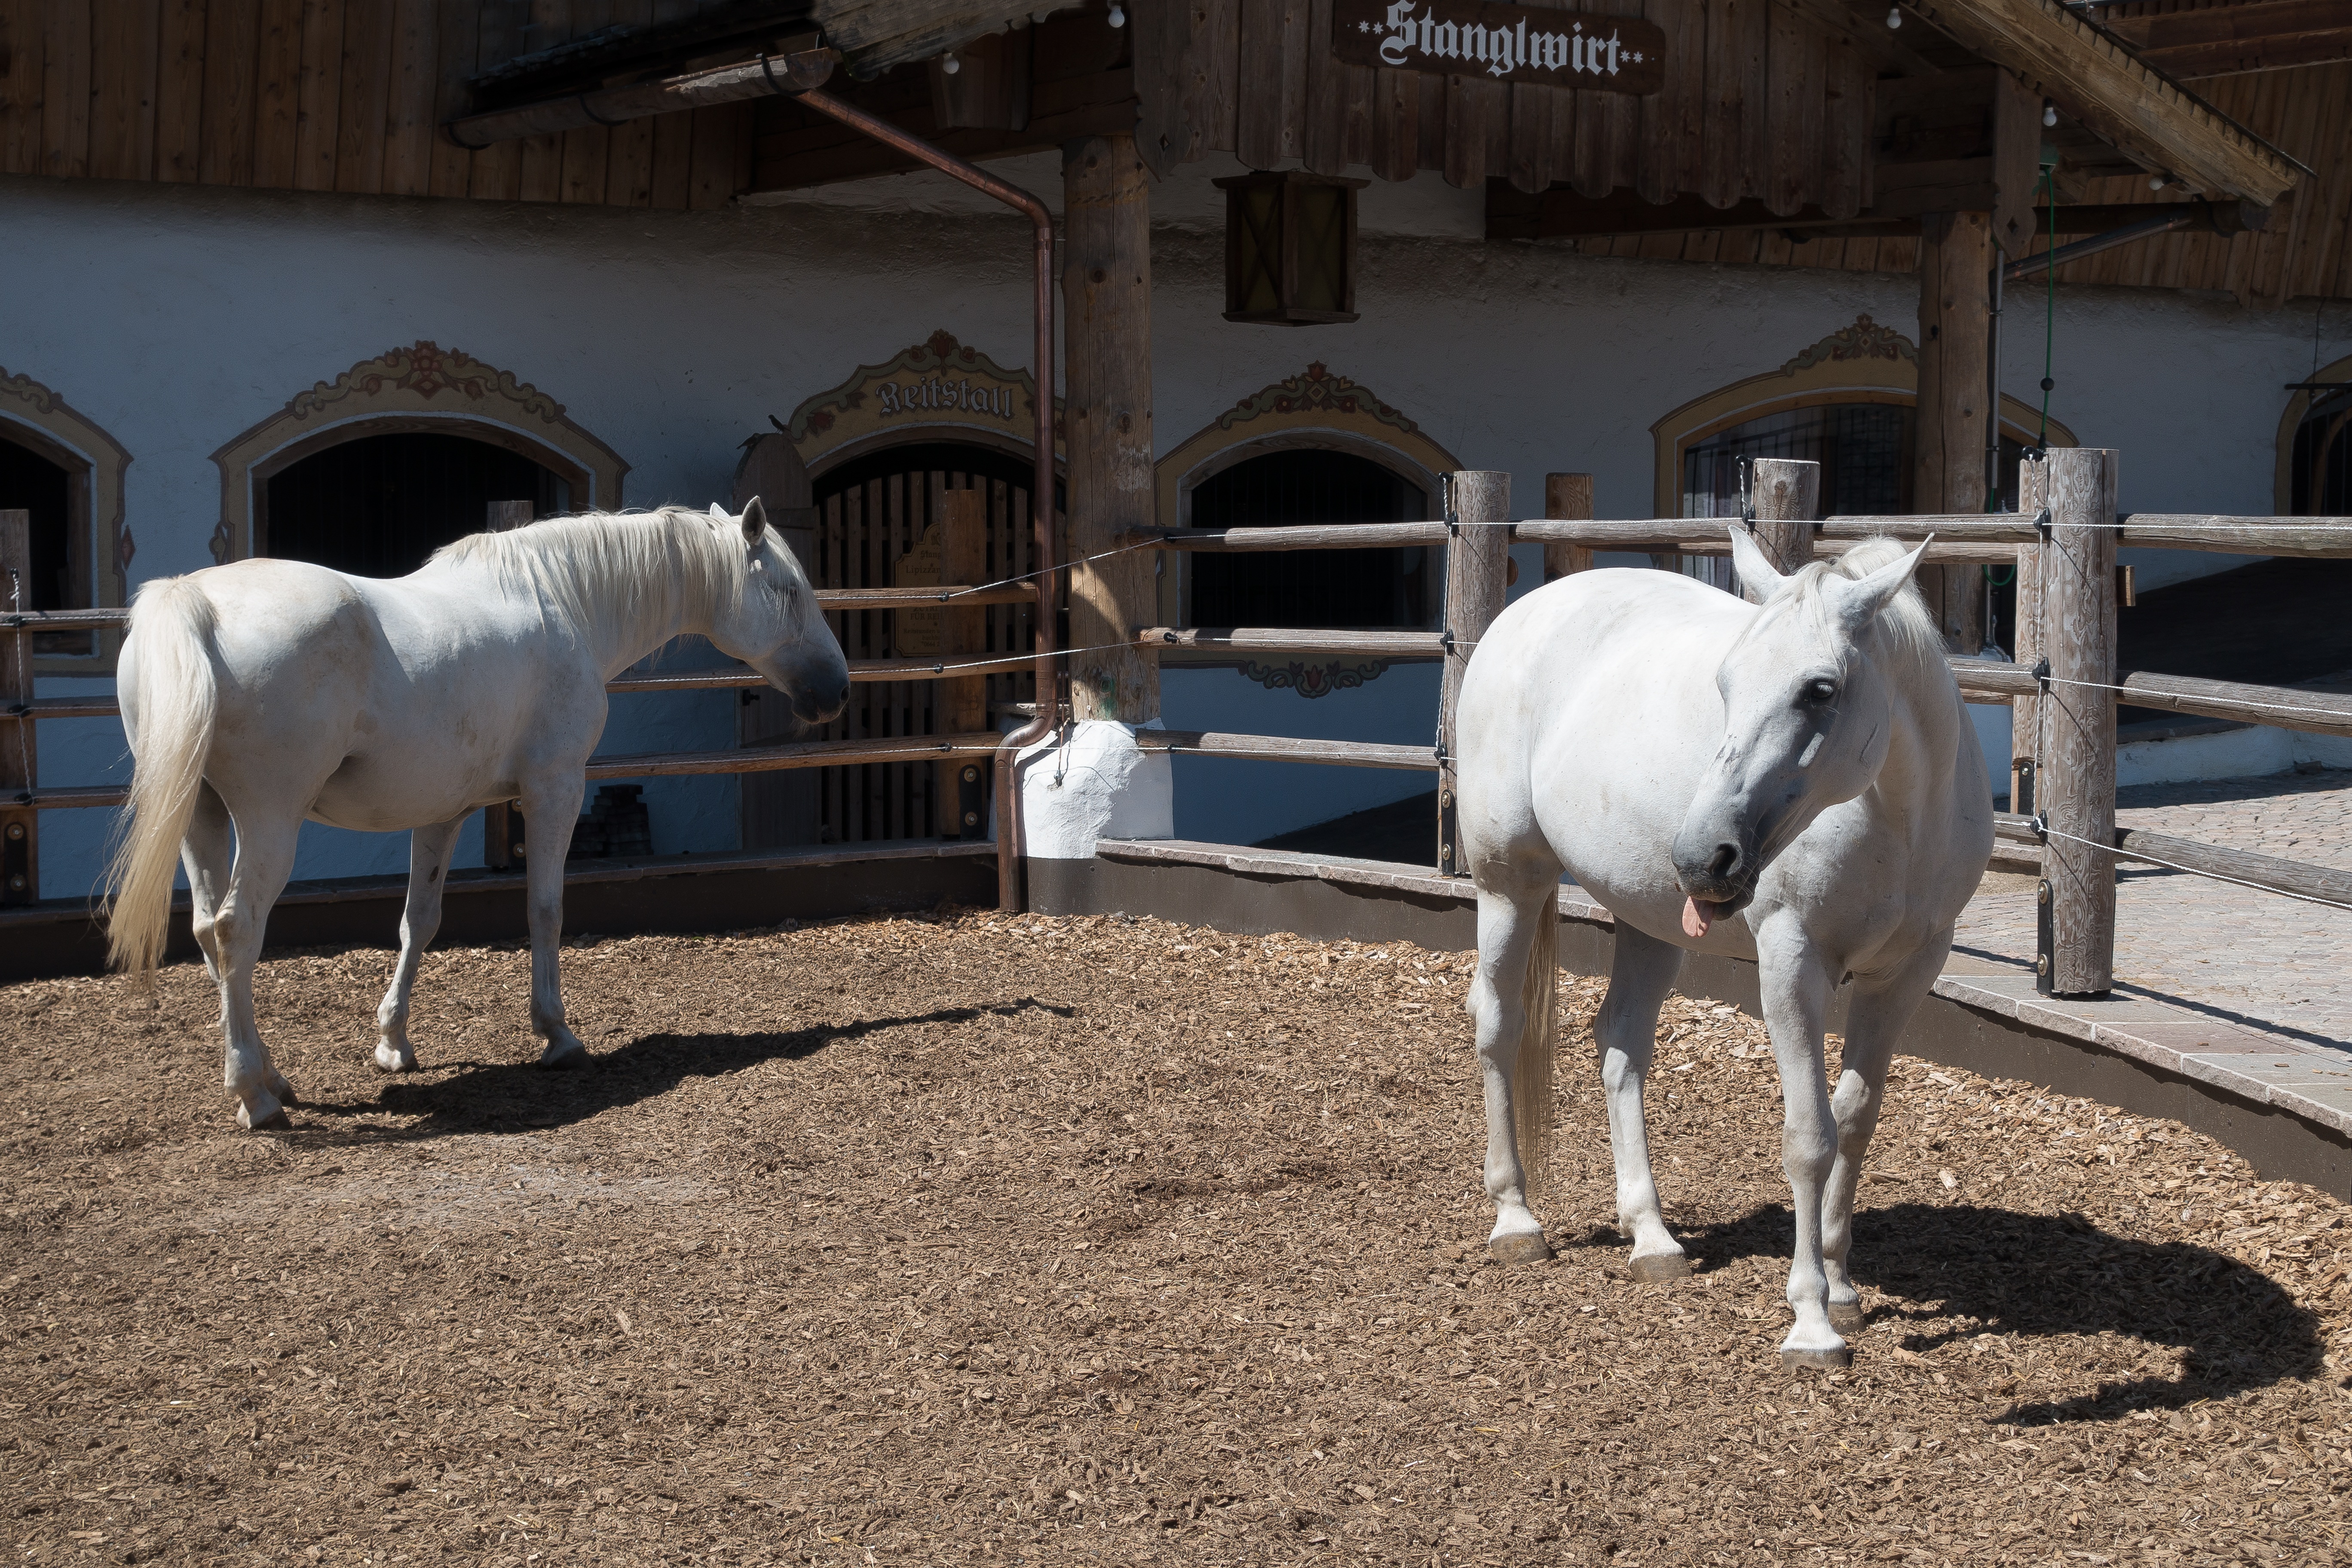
left=1438, top=472, right=1511, bottom=876
left=935, top=487, right=989, bottom=838
left=1916, top=209, right=1994, bottom=653
left=2010, top=456, right=2046, bottom=819
left=0, top=511, right=34, bottom=903
left=480, top=501, right=534, bottom=871
left=1745, top=458, right=1817, bottom=597
left=2040, top=447, right=2119, bottom=998
left=1542, top=473, right=1592, bottom=582
left=1063, top=133, right=1159, bottom=725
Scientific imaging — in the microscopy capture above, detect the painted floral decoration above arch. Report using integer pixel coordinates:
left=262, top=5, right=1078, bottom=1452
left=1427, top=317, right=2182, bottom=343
left=208, top=342, right=629, bottom=564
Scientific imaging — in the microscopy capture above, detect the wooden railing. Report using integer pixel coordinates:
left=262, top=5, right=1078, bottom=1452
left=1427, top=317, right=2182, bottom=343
left=10, top=474, right=2349, bottom=985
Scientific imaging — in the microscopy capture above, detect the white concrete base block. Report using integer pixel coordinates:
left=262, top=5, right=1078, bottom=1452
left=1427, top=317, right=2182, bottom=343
left=1013, top=720, right=1174, bottom=861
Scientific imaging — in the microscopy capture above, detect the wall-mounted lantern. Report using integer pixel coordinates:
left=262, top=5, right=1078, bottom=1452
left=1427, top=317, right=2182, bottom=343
left=1213, top=171, right=1366, bottom=326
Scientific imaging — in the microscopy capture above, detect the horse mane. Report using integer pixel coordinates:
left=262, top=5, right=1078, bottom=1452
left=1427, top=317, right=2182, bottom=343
left=1765, top=537, right=1951, bottom=697
left=430, top=506, right=737, bottom=645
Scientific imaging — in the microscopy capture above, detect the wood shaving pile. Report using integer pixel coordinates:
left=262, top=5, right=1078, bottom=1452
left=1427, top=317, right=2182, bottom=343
left=3, top=910, right=2347, bottom=1565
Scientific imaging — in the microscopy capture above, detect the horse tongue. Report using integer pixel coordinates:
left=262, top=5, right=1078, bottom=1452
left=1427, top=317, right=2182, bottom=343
left=1681, top=897, right=1714, bottom=939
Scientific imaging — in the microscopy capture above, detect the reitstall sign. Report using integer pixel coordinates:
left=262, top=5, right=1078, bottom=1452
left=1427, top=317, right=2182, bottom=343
left=1332, top=0, right=1667, bottom=94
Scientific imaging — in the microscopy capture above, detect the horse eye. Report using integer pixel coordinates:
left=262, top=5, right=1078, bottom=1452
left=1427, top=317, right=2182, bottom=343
left=1801, top=678, right=1838, bottom=705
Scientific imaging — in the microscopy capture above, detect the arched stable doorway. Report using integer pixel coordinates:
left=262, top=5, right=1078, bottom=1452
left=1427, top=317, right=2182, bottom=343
left=260, top=429, right=573, bottom=578
left=805, top=439, right=1050, bottom=846
left=1186, top=445, right=1432, bottom=629
left=0, top=431, right=77, bottom=652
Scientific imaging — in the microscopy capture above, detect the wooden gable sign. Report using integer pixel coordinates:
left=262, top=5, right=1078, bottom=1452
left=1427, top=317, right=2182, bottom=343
left=1331, top=0, right=1666, bottom=95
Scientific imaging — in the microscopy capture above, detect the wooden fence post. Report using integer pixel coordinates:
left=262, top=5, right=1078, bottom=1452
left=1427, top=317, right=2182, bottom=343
left=1745, top=458, right=1818, bottom=597
left=0, top=510, right=34, bottom=903
left=1542, top=473, right=1592, bottom=582
left=1438, top=472, right=1511, bottom=876
left=935, top=488, right=989, bottom=838
left=2040, top=447, right=2119, bottom=998
left=481, top=501, right=534, bottom=872
left=2010, top=456, right=2046, bottom=818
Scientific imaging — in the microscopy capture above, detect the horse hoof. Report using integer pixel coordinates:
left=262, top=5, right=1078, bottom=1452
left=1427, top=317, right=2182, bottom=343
left=539, top=1043, right=589, bottom=1070
left=374, top=1043, right=416, bottom=1074
left=1779, top=1342, right=1852, bottom=1371
left=237, top=1093, right=291, bottom=1133
left=1628, top=1253, right=1690, bottom=1283
left=1827, top=1302, right=1867, bottom=1335
left=1486, top=1233, right=1554, bottom=1266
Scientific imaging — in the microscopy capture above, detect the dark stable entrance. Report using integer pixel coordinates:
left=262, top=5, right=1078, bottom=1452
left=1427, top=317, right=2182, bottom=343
left=1187, top=448, right=1430, bottom=629
left=265, top=432, right=569, bottom=579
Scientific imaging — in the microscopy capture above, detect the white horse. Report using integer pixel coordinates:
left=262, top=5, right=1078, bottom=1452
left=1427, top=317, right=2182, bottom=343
left=1456, top=530, right=1992, bottom=1367
left=106, top=501, right=848, bottom=1131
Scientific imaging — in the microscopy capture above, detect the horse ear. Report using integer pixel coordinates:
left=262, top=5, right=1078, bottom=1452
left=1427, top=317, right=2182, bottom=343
left=708, top=502, right=727, bottom=521
left=1727, top=524, right=1791, bottom=599
left=740, top=495, right=768, bottom=548
left=1827, top=537, right=1932, bottom=633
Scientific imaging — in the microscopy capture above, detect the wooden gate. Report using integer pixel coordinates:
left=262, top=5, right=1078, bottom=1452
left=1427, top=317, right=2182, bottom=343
left=738, top=437, right=1042, bottom=848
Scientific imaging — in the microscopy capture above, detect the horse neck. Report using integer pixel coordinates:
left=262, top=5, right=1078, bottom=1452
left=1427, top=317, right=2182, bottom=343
left=1865, top=644, right=1968, bottom=819
left=548, top=513, right=727, bottom=674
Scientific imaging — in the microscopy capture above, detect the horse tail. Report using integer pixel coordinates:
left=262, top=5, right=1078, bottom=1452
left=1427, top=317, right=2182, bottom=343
left=104, top=577, right=220, bottom=975
left=1512, top=888, right=1560, bottom=1205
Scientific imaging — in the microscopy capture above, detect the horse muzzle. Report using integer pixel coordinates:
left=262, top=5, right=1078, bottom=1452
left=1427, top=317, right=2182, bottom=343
left=792, top=676, right=850, bottom=726
left=1669, top=821, right=1759, bottom=916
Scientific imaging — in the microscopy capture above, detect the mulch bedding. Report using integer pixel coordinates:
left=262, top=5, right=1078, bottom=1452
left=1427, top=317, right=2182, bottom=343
left=3, top=911, right=2349, bottom=1568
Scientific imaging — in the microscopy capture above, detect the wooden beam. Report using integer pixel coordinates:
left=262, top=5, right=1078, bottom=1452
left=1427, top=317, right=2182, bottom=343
left=1915, top=209, right=1994, bottom=652
left=1902, top=0, right=2301, bottom=202
left=1062, top=131, right=1159, bottom=726
left=2091, top=0, right=2352, bottom=79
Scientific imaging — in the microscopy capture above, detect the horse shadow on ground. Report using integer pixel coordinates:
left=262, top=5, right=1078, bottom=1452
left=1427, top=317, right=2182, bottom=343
left=1673, top=1202, right=2330, bottom=1424
left=279, top=996, right=1072, bottom=1145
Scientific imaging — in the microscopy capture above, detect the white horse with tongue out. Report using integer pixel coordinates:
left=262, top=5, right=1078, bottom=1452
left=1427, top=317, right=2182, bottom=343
left=1453, top=528, right=1992, bottom=1368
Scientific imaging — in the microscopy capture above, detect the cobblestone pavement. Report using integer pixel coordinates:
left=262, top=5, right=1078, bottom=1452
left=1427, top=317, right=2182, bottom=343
left=1954, top=766, right=2352, bottom=1047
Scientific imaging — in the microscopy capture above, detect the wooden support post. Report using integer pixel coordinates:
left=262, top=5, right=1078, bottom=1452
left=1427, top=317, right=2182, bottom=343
left=480, top=500, right=534, bottom=872
left=1542, top=473, right=1593, bottom=582
left=2010, top=457, right=2046, bottom=819
left=1916, top=209, right=1994, bottom=654
left=935, top=488, right=989, bottom=839
left=1745, top=458, right=1818, bottom=598
left=1063, top=133, right=1159, bottom=725
left=2040, top=447, right=2119, bottom=999
left=1438, top=472, right=1511, bottom=876
left=1, top=510, right=37, bottom=903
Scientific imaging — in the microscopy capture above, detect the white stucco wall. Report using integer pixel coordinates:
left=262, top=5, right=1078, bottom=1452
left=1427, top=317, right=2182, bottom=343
left=5, top=158, right=2341, bottom=900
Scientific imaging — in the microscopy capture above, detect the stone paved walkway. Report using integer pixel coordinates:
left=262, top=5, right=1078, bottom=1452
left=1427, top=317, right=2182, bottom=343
left=1955, top=766, right=2352, bottom=1048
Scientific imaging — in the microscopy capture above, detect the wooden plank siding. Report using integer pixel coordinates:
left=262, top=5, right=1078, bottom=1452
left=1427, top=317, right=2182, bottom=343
left=1137, top=0, right=1875, bottom=217
left=1563, top=58, right=2352, bottom=301
left=0, top=0, right=771, bottom=208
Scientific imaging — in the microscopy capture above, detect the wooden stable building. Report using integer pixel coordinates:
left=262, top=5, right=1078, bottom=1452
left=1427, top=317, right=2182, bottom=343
left=2, top=0, right=2349, bottom=911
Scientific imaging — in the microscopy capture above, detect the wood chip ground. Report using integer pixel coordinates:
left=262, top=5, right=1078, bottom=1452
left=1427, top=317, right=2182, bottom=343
left=3, top=911, right=2349, bottom=1565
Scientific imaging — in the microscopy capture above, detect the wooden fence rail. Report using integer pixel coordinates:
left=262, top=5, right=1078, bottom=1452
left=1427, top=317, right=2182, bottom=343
left=11, top=474, right=2352, bottom=949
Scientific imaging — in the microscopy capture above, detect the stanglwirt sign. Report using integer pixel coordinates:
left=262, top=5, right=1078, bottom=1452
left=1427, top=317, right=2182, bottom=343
left=1331, top=0, right=1666, bottom=94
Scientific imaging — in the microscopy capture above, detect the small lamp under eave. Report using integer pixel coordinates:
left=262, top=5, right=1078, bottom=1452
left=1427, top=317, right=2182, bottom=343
left=1213, top=171, right=1367, bottom=326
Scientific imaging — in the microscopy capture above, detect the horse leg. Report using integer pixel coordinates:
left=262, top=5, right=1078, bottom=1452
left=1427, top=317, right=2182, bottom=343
left=373, top=816, right=467, bottom=1073
left=1756, top=930, right=1844, bottom=1367
left=1594, top=924, right=1688, bottom=1280
left=209, top=809, right=302, bottom=1130
left=179, top=781, right=233, bottom=986
left=1820, top=931, right=1949, bottom=1335
left=519, top=775, right=590, bottom=1068
left=1470, top=884, right=1558, bottom=1263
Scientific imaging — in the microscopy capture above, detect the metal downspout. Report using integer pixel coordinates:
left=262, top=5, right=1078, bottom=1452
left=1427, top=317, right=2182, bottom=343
left=784, top=82, right=1061, bottom=914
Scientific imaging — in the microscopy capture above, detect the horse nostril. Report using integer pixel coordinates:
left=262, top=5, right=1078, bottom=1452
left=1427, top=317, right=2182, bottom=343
left=1707, top=843, right=1740, bottom=879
